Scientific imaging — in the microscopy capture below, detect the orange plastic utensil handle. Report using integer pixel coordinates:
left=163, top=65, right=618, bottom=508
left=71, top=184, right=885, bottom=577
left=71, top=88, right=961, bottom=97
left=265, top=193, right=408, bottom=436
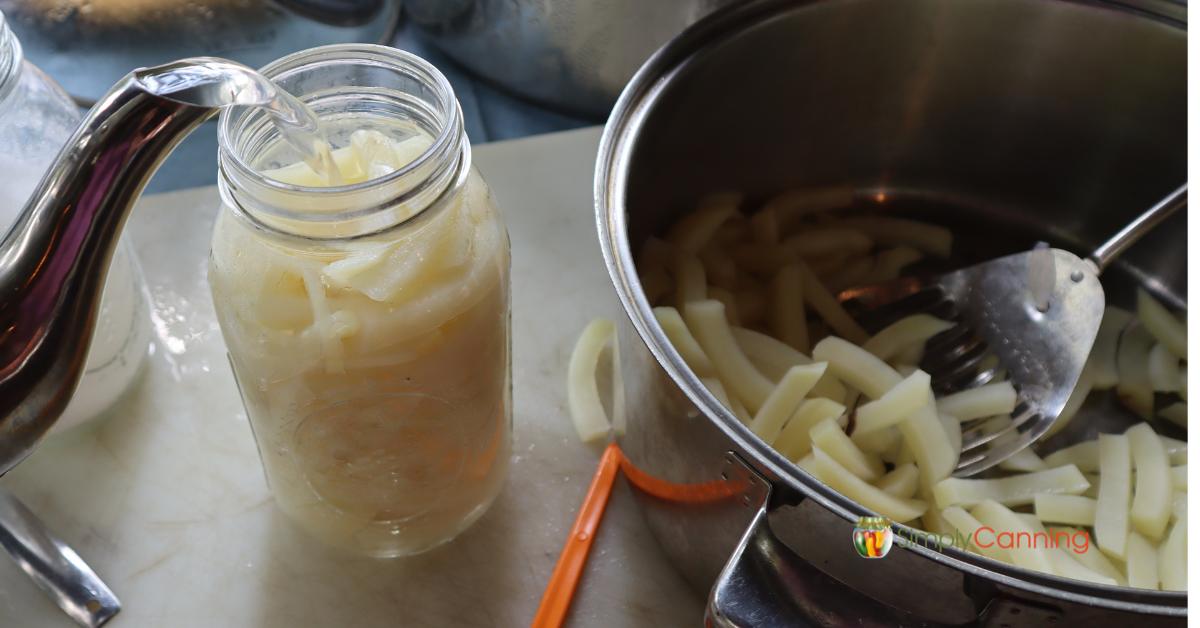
left=531, top=442, right=623, bottom=628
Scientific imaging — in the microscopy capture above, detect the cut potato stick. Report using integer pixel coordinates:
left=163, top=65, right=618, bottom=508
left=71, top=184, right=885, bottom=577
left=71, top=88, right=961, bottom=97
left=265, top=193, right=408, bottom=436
left=810, top=447, right=927, bottom=522
left=1147, top=343, right=1182, bottom=392
left=567, top=318, right=615, bottom=442
left=774, top=398, right=846, bottom=460
left=1161, top=436, right=1187, bottom=465
left=937, top=382, right=1018, bottom=422
left=750, top=363, right=828, bottom=443
left=853, top=425, right=901, bottom=455
left=750, top=206, right=779, bottom=244
left=715, top=215, right=750, bottom=245
left=1095, top=433, right=1132, bottom=559
left=1034, top=494, right=1097, bottom=526
left=1116, top=323, right=1155, bottom=420
left=763, top=187, right=854, bottom=231
left=1127, top=423, right=1171, bottom=541
left=685, top=300, right=776, bottom=413
left=1160, top=402, right=1187, bottom=430
left=611, top=332, right=626, bottom=435
left=1017, top=517, right=1117, bottom=586
left=807, top=253, right=852, bottom=279
left=1171, top=492, right=1186, bottom=521
left=824, top=256, right=875, bottom=293
left=667, top=197, right=738, bottom=253
left=707, top=286, right=741, bottom=326
left=638, top=266, right=672, bottom=305
left=900, top=403, right=959, bottom=484
left=865, top=246, right=924, bottom=284
left=876, top=463, right=919, bottom=499
left=653, top=306, right=716, bottom=377
left=998, top=447, right=1047, bottom=473
left=832, top=217, right=953, bottom=258
left=1047, top=552, right=1118, bottom=586
left=938, top=412, right=962, bottom=461
left=893, top=345, right=925, bottom=368
left=734, top=286, right=767, bottom=324
left=810, top=417, right=884, bottom=481
left=809, top=371, right=847, bottom=403
left=1045, top=440, right=1099, bottom=472
left=1124, top=531, right=1159, bottom=590
left=702, top=377, right=733, bottom=410
left=862, top=314, right=954, bottom=361
left=1043, top=434, right=1180, bottom=472
left=855, top=369, right=932, bottom=433
left=699, top=244, right=738, bottom=290
left=732, top=326, right=811, bottom=380
left=1180, top=365, right=1187, bottom=401
left=919, top=487, right=955, bottom=535
left=769, top=264, right=808, bottom=353
left=941, top=506, right=1010, bottom=562
left=796, top=262, right=868, bottom=344
left=1047, top=526, right=1125, bottom=585
left=1158, top=514, right=1187, bottom=591
left=1170, top=465, right=1186, bottom=490
left=970, top=500, right=1054, bottom=574
left=812, top=338, right=958, bottom=481
left=1089, top=306, right=1134, bottom=390
left=728, top=394, right=752, bottom=425
left=813, top=336, right=902, bottom=399
left=782, top=228, right=873, bottom=258
left=638, top=236, right=674, bottom=271
left=731, top=243, right=796, bottom=275
left=1137, top=289, right=1186, bottom=359
left=671, top=254, right=708, bottom=311
left=933, top=465, right=1089, bottom=509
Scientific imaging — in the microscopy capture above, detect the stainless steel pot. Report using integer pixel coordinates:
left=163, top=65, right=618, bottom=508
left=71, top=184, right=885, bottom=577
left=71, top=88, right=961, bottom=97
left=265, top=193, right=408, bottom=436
left=595, top=0, right=1187, bottom=625
left=405, top=0, right=733, bottom=117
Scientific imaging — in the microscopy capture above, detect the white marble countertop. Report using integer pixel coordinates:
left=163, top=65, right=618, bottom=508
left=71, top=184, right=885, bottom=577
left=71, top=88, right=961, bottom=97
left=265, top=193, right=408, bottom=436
left=0, top=127, right=703, bottom=627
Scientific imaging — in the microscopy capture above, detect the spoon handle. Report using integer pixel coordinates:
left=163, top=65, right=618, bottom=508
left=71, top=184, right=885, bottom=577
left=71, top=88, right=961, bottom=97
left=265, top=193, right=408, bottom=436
left=1090, top=184, right=1186, bottom=272
left=0, top=488, right=120, bottom=627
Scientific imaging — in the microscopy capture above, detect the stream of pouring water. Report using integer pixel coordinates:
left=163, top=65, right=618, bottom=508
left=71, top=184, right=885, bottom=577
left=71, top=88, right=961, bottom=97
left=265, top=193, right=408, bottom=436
left=134, top=58, right=343, bottom=185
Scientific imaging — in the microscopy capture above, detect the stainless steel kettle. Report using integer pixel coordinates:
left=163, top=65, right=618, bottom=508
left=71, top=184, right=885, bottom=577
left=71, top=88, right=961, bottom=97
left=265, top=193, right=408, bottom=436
left=0, top=57, right=279, bottom=475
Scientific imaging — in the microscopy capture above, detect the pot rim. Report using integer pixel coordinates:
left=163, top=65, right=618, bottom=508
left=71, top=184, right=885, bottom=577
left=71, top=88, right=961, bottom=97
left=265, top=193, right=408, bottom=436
left=594, top=0, right=1186, bottom=615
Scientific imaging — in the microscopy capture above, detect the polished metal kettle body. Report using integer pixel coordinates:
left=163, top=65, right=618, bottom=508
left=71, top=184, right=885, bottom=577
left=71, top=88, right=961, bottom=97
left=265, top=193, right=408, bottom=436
left=0, top=58, right=276, bottom=474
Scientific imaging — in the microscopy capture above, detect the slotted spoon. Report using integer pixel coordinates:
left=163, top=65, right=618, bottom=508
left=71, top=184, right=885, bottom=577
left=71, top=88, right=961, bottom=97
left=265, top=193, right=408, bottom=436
left=840, top=184, right=1186, bottom=476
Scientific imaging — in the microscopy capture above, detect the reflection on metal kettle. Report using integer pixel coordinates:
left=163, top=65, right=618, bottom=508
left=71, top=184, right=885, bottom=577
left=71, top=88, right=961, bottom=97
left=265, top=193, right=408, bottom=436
left=0, top=57, right=291, bottom=475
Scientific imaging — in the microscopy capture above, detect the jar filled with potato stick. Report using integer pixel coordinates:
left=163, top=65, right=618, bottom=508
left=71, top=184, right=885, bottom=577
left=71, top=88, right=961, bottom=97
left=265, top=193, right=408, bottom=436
left=209, top=46, right=512, bottom=557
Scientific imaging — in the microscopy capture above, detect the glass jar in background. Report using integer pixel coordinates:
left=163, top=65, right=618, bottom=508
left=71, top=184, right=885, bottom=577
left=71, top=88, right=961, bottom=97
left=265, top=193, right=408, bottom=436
left=0, top=11, right=150, bottom=434
left=210, top=45, right=512, bottom=558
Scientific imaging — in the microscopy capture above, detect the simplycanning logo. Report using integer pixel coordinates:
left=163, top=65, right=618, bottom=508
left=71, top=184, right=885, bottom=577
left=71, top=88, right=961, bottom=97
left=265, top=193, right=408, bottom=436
left=852, top=516, right=1091, bottom=558
left=852, top=516, right=894, bottom=558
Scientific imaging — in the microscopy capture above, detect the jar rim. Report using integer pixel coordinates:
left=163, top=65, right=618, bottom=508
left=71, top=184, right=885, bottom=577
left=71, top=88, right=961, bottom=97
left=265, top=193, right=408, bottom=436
left=217, top=43, right=462, bottom=198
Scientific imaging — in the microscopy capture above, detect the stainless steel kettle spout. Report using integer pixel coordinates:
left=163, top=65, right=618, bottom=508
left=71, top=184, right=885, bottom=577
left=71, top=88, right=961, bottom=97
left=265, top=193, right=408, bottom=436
left=0, top=57, right=279, bottom=475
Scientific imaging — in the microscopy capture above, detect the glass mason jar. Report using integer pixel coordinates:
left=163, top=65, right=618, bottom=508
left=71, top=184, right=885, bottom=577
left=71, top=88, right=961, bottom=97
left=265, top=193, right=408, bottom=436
left=210, top=45, right=512, bottom=557
left=0, top=11, right=150, bottom=434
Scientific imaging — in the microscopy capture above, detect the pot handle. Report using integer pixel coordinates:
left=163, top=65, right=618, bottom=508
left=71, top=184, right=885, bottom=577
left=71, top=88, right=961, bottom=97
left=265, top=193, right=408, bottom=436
left=706, top=453, right=1077, bottom=627
left=705, top=452, right=921, bottom=628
